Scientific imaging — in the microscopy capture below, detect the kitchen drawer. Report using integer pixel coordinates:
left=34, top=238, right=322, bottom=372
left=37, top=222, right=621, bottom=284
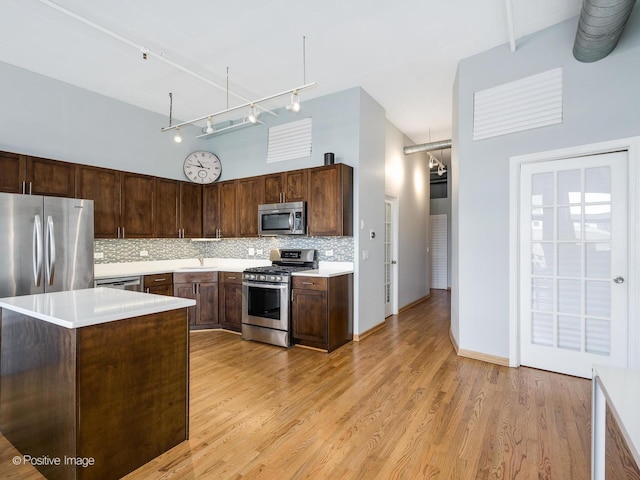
left=144, top=273, right=172, bottom=288
left=219, top=272, right=242, bottom=284
left=173, top=271, right=218, bottom=284
left=292, top=276, right=327, bottom=291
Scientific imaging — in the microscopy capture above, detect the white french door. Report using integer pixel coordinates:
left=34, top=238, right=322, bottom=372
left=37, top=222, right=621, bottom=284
left=519, top=151, right=629, bottom=378
left=384, top=198, right=396, bottom=317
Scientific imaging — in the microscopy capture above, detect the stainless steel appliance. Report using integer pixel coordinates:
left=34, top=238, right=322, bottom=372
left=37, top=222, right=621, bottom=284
left=0, top=192, right=94, bottom=298
left=94, top=275, right=143, bottom=292
left=242, top=248, right=317, bottom=347
left=258, top=201, right=306, bottom=236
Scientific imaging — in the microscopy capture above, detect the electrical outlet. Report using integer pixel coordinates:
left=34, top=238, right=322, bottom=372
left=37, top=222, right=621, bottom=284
left=248, top=248, right=255, bottom=256
left=257, top=249, right=263, bottom=255
left=94, top=252, right=104, bottom=259
left=362, top=250, right=369, bottom=261
left=325, top=249, right=334, bottom=257
left=139, top=250, right=149, bottom=257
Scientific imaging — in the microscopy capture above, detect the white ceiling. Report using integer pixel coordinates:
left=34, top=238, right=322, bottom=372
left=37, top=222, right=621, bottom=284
left=0, top=0, right=583, bottom=144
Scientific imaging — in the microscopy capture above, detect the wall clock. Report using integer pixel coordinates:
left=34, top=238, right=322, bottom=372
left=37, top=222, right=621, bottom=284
left=183, top=151, right=222, bottom=184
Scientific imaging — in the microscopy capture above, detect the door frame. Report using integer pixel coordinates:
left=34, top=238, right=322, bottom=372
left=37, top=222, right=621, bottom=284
left=385, top=194, right=399, bottom=316
left=508, top=136, right=640, bottom=369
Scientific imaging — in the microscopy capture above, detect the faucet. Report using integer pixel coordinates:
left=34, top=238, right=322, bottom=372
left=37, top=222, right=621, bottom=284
left=197, top=255, right=204, bottom=266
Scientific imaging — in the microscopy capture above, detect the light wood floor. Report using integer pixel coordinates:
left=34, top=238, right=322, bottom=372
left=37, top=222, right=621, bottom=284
left=0, top=290, right=592, bottom=479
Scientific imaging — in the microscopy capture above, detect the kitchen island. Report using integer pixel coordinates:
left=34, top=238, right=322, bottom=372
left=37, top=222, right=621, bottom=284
left=0, top=287, right=195, bottom=480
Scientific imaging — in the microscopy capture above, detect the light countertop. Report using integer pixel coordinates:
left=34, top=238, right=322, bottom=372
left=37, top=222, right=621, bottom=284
left=94, top=258, right=271, bottom=279
left=95, top=259, right=354, bottom=279
left=593, top=365, right=640, bottom=467
left=0, top=287, right=195, bottom=329
left=292, top=262, right=354, bottom=278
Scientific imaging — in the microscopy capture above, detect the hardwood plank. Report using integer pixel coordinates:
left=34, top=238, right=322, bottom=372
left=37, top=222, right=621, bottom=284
left=0, top=291, right=592, bottom=479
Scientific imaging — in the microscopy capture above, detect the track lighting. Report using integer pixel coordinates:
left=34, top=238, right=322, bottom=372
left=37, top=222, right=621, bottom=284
left=247, top=105, right=259, bottom=124
left=173, top=127, right=183, bottom=143
left=427, top=152, right=446, bottom=176
left=165, top=83, right=315, bottom=139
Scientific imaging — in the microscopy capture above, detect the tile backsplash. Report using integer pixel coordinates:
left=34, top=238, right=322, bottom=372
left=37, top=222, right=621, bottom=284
left=94, top=236, right=354, bottom=264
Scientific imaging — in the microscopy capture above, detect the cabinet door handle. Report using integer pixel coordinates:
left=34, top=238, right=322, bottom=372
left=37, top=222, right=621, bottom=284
left=22, top=181, right=26, bottom=195
left=145, top=287, right=150, bottom=293
left=302, top=281, right=314, bottom=285
left=227, top=276, right=236, bottom=280
left=121, top=227, right=125, bottom=239
left=154, top=278, right=166, bottom=282
left=29, top=182, right=32, bottom=195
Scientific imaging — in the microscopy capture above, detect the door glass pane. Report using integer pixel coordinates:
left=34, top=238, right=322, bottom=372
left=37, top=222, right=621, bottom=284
left=532, top=172, right=554, bottom=206
left=557, top=169, right=581, bottom=205
left=532, top=242, right=554, bottom=275
left=558, top=206, right=582, bottom=240
left=586, top=243, right=610, bottom=279
left=558, top=243, right=581, bottom=277
left=586, top=318, right=611, bottom=355
left=585, top=205, right=611, bottom=240
left=532, top=278, right=553, bottom=311
left=558, top=279, right=581, bottom=314
left=558, top=315, right=581, bottom=351
left=586, top=281, right=610, bottom=317
left=532, top=207, right=554, bottom=240
left=532, top=312, right=553, bottom=346
left=585, top=167, right=611, bottom=203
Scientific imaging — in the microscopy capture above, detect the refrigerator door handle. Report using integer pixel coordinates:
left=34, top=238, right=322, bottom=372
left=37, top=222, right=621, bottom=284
left=45, top=215, right=56, bottom=286
left=33, top=215, right=43, bottom=286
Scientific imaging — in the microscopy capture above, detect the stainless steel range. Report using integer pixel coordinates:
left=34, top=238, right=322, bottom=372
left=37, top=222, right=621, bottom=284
left=242, top=248, right=317, bottom=347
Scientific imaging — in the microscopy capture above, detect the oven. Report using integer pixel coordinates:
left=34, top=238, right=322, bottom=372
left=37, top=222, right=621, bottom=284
left=241, top=248, right=317, bottom=348
left=242, top=280, right=290, bottom=332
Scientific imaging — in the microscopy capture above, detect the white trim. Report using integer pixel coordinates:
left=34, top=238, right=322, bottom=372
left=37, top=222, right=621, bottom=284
left=508, top=136, right=640, bottom=369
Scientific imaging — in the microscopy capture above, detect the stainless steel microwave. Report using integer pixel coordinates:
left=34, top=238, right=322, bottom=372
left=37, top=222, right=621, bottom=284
left=258, top=201, right=306, bottom=236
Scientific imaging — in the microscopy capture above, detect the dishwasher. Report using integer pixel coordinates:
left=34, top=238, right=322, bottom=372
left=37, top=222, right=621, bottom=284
left=94, top=275, right=144, bottom=292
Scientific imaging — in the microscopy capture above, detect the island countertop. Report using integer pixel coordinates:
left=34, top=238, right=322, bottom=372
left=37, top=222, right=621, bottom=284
left=0, top=287, right=195, bottom=329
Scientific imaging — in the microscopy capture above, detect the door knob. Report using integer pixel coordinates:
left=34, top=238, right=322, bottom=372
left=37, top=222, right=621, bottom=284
left=613, top=276, right=625, bottom=284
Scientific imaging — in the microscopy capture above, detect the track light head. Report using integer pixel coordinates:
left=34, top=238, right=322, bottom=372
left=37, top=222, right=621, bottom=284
left=173, top=127, right=183, bottom=143
left=287, top=91, right=301, bottom=113
left=205, top=118, right=214, bottom=134
left=247, top=105, right=259, bottom=124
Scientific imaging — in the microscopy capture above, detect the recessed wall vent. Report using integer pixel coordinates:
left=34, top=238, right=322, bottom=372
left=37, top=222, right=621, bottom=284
left=473, top=67, right=563, bottom=141
left=267, top=117, right=312, bottom=163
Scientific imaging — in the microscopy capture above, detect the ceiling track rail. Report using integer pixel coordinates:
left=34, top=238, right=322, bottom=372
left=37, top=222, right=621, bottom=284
left=36, top=0, right=276, bottom=116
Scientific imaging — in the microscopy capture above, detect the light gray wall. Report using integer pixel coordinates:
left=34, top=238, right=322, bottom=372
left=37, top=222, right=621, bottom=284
left=385, top=121, right=431, bottom=308
left=355, top=89, right=386, bottom=333
left=0, top=61, right=203, bottom=178
left=453, top=10, right=640, bottom=358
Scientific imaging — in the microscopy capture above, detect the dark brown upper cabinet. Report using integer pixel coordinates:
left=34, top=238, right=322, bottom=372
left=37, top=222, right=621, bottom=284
left=307, top=164, right=353, bottom=236
left=155, top=179, right=203, bottom=238
left=75, top=164, right=121, bottom=239
left=263, top=169, right=307, bottom=204
left=203, top=180, right=237, bottom=239
left=0, top=152, right=74, bottom=197
left=237, top=176, right=264, bottom=237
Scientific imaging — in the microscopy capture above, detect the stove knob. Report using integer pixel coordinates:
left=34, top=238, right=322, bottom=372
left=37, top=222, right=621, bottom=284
left=276, top=276, right=282, bottom=282
left=269, top=275, right=276, bottom=281
left=259, top=275, right=266, bottom=281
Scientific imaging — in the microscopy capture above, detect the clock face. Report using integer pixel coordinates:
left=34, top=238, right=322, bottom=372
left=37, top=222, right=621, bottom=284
left=183, top=151, right=222, bottom=184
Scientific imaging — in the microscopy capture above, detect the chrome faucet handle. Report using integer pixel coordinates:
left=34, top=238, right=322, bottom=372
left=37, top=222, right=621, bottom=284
left=197, top=255, right=204, bottom=266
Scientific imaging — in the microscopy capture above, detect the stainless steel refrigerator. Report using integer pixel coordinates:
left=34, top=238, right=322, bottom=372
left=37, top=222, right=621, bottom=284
left=0, top=192, right=94, bottom=298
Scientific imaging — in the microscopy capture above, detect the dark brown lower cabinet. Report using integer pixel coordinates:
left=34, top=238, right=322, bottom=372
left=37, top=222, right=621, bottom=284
left=292, top=274, right=353, bottom=352
left=144, top=273, right=173, bottom=296
left=173, top=272, right=218, bottom=329
left=0, top=308, right=188, bottom=480
left=219, top=272, right=243, bottom=332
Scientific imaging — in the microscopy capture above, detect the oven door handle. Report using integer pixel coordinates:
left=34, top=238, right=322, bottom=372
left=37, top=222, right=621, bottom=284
left=243, top=281, right=288, bottom=290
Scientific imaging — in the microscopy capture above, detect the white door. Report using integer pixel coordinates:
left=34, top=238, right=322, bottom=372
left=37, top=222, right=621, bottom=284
left=430, top=214, right=448, bottom=289
left=519, top=151, right=629, bottom=378
left=384, top=199, right=395, bottom=317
